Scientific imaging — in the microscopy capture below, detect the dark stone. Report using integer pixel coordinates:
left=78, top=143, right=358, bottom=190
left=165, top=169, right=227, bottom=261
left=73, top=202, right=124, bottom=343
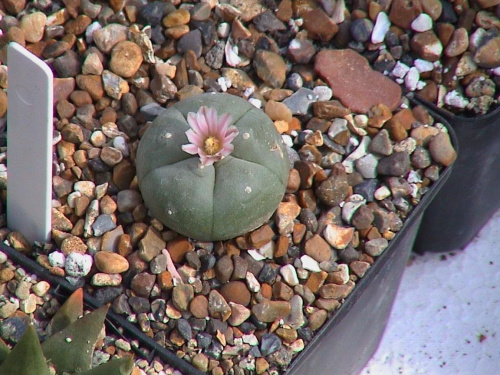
left=88, top=158, right=111, bottom=173
left=337, top=246, right=361, bottom=263
left=377, top=152, right=411, bottom=177
left=196, top=331, right=213, bottom=349
left=140, top=1, right=175, bottom=26
left=177, top=29, right=203, bottom=58
left=94, top=286, right=123, bottom=304
left=200, top=253, right=216, bottom=272
left=258, top=263, right=280, bottom=284
left=253, top=10, right=286, bottom=32
left=176, top=318, right=193, bottom=341
left=0, top=316, right=29, bottom=343
left=185, top=251, right=201, bottom=270
left=206, top=318, right=228, bottom=335
left=139, top=103, right=164, bottom=122
left=350, top=18, right=373, bottom=43
left=354, top=178, right=379, bottom=202
left=191, top=20, right=216, bottom=46
left=297, top=327, right=313, bottom=342
left=299, top=209, right=318, bottom=233
left=52, top=50, right=81, bottom=78
left=128, top=296, right=151, bottom=314
left=260, top=333, right=282, bottom=356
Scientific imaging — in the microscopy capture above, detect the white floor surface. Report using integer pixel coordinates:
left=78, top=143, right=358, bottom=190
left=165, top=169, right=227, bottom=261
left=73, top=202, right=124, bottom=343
left=361, top=209, right=500, bottom=375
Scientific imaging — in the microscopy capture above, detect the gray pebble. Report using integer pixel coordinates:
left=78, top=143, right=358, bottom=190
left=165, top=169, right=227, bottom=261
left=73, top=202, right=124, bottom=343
left=92, top=214, right=117, bottom=236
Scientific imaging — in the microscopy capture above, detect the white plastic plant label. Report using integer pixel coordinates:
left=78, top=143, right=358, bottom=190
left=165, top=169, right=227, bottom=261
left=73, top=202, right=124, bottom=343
left=7, top=42, right=52, bottom=243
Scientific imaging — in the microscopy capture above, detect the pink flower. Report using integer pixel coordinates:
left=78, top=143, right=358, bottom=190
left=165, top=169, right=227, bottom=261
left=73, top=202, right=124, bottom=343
left=181, top=106, right=239, bottom=167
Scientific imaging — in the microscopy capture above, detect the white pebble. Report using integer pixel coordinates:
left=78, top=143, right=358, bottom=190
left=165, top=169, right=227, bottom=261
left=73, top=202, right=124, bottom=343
left=374, top=186, right=391, bottom=200
left=245, top=271, right=261, bottom=293
left=65, top=252, right=93, bottom=277
left=217, top=22, right=230, bottom=38
left=248, top=98, right=262, bottom=108
left=259, top=241, right=274, bottom=259
left=247, top=249, right=266, bottom=261
left=404, top=66, right=420, bottom=91
left=312, top=85, right=333, bottom=101
left=411, top=13, right=433, bottom=32
left=391, top=61, right=410, bottom=79
left=74, top=181, right=96, bottom=197
left=444, top=90, right=469, bottom=109
left=225, top=40, right=241, bottom=67
left=300, top=255, right=321, bottom=272
left=407, top=170, right=422, bottom=183
left=336, top=264, right=350, bottom=284
left=48, top=251, right=66, bottom=267
left=282, top=134, right=294, bottom=147
left=113, top=136, right=129, bottom=157
left=413, top=59, right=434, bottom=73
left=371, top=12, right=391, bottom=44
left=86, top=21, right=102, bottom=44
left=280, top=264, right=299, bottom=286
left=67, top=191, right=82, bottom=208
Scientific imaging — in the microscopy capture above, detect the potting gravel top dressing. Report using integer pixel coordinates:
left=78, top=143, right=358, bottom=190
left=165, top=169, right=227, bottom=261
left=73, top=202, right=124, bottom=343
left=0, top=0, right=474, bottom=373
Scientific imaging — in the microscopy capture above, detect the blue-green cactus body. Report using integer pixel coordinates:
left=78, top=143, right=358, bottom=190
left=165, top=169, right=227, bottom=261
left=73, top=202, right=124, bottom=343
left=136, top=93, right=290, bottom=241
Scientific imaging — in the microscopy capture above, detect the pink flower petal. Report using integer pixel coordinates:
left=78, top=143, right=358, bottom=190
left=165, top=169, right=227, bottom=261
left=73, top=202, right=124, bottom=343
left=185, top=129, right=204, bottom=147
left=181, top=144, right=199, bottom=155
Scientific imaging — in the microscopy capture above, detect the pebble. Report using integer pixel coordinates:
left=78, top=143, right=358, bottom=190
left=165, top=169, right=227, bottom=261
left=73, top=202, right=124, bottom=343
left=253, top=50, right=287, bottom=89
left=208, top=290, right=231, bottom=321
left=94, top=251, right=129, bottom=273
left=228, top=303, right=251, bottom=326
left=411, top=13, right=433, bottom=32
left=130, top=272, right=155, bottom=298
left=428, top=131, right=457, bottom=167
left=364, top=238, right=389, bottom=257
left=220, top=281, right=252, bottom=306
left=323, top=224, right=354, bottom=250
left=251, top=300, right=291, bottom=323
left=315, top=49, right=402, bottom=113
left=304, top=234, right=333, bottom=263
left=65, top=252, right=93, bottom=277
left=372, top=12, right=391, bottom=44
left=280, top=264, right=299, bottom=286
left=190, top=295, right=209, bottom=319
left=19, top=12, right=47, bottom=43
left=260, top=333, right=282, bottom=356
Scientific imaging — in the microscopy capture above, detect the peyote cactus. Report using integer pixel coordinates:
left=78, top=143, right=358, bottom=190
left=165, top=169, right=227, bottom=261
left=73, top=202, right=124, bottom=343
left=136, top=93, right=290, bottom=241
left=0, top=288, right=133, bottom=375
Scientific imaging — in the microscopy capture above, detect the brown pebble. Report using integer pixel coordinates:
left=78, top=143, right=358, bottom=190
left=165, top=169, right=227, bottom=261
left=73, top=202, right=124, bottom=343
left=410, top=30, right=443, bottom=62
left=157, top=271, right=174, bottom=290
left=61, top=235, right=88, bottom=254
left=308, top=309, right=328, bottom=331
left=172, top=284, right=194, bottom=311
left=249, top=225, right=275, bottom=248
left=215, top=255, right=234, bottom=283
left=190, top=295, right=209, bottom=319
left=109, top=41, right=144, bottom=78
left=319, top=280, right=355, bottom=299
left=253, top=50, right=287, bottom=88
left=428, top=131, right=457, bottom=167
left=220, top=281, right=252, bottom=306
left=304, top=234, right=333, bottom=263
left=302, top=8, right=338, bottom=42
left=252, top=300, right=291, bottom=323
left=94, top=251, right=129, bottom=273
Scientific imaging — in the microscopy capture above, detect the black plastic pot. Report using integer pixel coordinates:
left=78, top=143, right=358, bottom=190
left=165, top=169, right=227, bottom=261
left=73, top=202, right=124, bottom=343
left=413, top=98, right=500, bottom=253
left=0, top=130, right=455, bottom=375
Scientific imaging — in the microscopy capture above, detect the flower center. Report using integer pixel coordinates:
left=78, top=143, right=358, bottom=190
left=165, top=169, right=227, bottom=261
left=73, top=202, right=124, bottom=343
left=203, top=136, right=222, bottom=155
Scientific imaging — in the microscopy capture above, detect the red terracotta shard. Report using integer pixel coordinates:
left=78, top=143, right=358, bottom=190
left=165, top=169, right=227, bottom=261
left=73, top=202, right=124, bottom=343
left=314, top=49, right=402, bottom=114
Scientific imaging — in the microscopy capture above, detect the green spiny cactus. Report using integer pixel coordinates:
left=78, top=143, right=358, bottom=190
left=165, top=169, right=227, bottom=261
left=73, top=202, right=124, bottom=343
left=136, top=93, right=290, bottom=241
left=0, top=288, right=133, bottom=375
